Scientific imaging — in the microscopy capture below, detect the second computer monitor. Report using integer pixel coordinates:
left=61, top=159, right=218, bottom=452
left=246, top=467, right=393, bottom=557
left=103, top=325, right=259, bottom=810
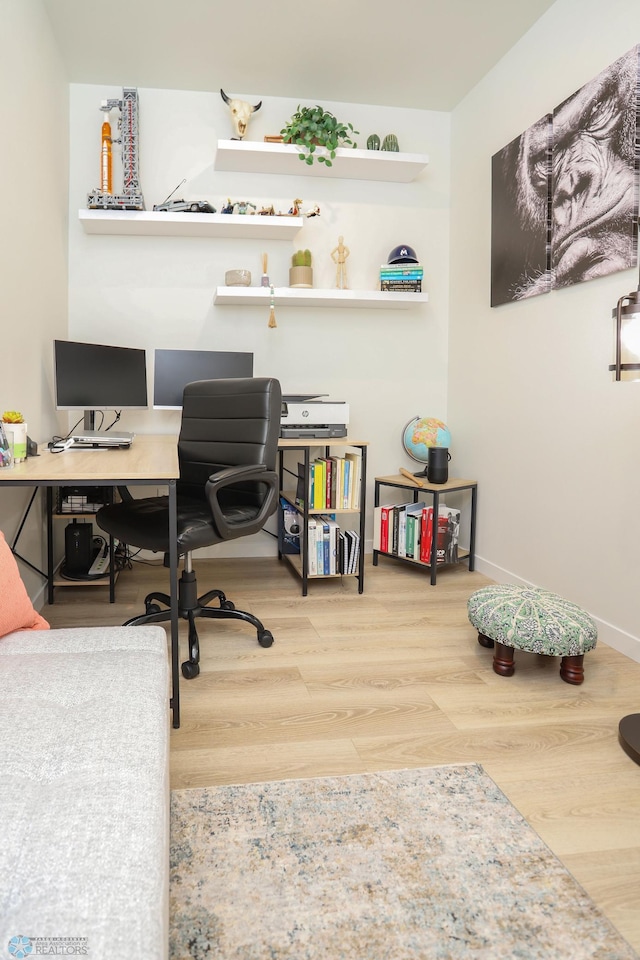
left=153, top=349, right=254, bottom=409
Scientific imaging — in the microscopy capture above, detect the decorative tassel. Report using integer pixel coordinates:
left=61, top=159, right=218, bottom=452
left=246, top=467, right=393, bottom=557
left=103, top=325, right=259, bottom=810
left=268, top=285, right=277, bottom=328
left=261, top=252, right=270, bottom=287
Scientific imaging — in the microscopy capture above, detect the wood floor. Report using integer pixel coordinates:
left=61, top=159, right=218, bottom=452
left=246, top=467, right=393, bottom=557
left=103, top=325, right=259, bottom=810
left=45, top=555, right=640, bottom=953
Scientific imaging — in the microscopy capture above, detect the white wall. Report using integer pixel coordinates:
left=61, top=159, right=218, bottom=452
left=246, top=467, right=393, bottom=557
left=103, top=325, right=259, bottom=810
left=0, top=0, right=69, bottom=594
left=67, top=86, right=451, bottom=555
left=449, top=0, right=640, bottom=657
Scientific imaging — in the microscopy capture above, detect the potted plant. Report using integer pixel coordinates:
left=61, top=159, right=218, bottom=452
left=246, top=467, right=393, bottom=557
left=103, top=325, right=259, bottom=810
left=280, top=105, right=359, bottom=167
left=2, top=410, right=27, bottom=462
left=289, top=249, right=313, bottom=288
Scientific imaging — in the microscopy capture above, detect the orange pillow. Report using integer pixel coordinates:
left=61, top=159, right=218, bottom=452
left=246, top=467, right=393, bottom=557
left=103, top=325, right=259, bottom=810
left=0, top=529, right=49, bottom=636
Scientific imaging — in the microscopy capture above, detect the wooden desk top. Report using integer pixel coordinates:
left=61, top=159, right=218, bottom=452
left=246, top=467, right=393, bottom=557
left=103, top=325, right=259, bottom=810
left=0, top=434, right=179, bottom=484
left=375, top=473, right=477, bottom=493
left=278, top=437, right=368, bottom=448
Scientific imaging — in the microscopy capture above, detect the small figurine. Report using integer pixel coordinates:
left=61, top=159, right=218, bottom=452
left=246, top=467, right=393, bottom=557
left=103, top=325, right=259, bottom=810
left=220, top=198, right=234, bottom=214
left=235, top=201, right=256, bottom=215
left=257, top=205, right=275, bottom=216
left=331, top=236, right=350, bottom=290
left=305, top=204, right=321, bottom=218
left=277, top=199, right=303, bottom=217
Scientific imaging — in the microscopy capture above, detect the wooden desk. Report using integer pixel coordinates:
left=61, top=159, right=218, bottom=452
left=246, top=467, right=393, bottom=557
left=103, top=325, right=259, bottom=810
left=0, top=435, right=182, bottom=727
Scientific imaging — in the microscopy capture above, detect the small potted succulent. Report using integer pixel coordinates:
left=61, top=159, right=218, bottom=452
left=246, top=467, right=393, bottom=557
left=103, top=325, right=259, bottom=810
left=281, top=105, right=359, bottom=167
left=2, top=410, right=27, bottom=462
left=289, top=249, right=313, bottom=288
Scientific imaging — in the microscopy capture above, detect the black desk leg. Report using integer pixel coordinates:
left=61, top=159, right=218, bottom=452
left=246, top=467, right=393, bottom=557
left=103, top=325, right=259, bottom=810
left=469, top=486, right=477, bottom=572
left=47, top=487, right=55, bottom=604
left=168, top=479, right=180, bottom=729
left=430, top=490, right=439, bottom=585
left=357, top=444, right=367, bottom=593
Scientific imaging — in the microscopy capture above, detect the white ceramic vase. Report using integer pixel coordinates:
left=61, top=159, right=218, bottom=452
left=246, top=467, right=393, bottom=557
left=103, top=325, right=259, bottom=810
left=3, top=421, right=27, bottom=462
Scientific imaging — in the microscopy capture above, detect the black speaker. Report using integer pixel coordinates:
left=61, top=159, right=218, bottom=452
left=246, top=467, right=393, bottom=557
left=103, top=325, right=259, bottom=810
left=427, top=447, right=450, bottom=484
left=64, top=522, right=93, bottom=575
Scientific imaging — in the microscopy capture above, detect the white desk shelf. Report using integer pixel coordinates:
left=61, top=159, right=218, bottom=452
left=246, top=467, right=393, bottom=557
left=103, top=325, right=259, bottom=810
left=214, top=286, right=428, bottom=309
left=213, top=140, right=429, bottom=183
left=78, top=209, right=302, bottom=239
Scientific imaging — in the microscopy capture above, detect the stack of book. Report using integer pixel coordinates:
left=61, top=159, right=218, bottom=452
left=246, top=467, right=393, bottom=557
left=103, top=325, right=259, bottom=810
left=380, top=263, right=423, bottom=292
left=306, top=517, right=360, bottom=576
left=373, top=502, right=460, bottom=565
left=296, top=454, right=362, bottom=512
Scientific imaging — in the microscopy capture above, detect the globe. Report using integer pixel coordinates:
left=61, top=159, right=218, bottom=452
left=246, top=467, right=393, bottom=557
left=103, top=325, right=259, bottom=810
left=402, top=416, right=451, bottom=475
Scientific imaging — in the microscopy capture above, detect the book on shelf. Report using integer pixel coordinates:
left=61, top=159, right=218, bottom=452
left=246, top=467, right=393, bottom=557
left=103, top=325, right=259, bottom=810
left=318, top=515, right=340, bottom=574
left=345, top=451, right=361, bottom=509
left=316, top=515, right=330, bottom=574
left=307, top=517, right=318, bottom=575
left=295, top=462, right=306, bottom=507
left=379, top=263, right=423, bottom=275
left=379, top=273, right=423, bottom=282
left=397, top=503, right=408, bottom=558
left=312, top=460, right=326, bottom=510
left=377, top=503, right=399, bottom=554
left=420, top=505, right=461, bottom=565
left=405, top=501, right=426, bottom=559
left=380, top=280, right=422, bottom=292
left=346, top=529, right=360, bottom=574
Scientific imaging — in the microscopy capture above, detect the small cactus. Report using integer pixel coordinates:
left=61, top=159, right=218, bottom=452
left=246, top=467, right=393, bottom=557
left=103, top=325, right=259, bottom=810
left=382, top=133, right=399, bottom=152
left=292, top=249, right=312, bottom=267
left=367, top=134, right=381, bottom=150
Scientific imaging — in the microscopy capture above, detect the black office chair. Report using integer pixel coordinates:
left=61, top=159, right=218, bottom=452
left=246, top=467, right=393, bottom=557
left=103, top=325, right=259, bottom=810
left=96, top=377, right=282, bottom=679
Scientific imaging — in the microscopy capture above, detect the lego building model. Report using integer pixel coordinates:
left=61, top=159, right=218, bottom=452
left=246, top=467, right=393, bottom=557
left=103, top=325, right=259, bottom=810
left=87, top=88, right=144, bottom=211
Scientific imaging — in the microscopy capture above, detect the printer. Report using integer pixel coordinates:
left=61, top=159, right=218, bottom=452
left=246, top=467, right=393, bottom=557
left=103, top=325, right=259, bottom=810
left=280, top=394, right=349, bottom=438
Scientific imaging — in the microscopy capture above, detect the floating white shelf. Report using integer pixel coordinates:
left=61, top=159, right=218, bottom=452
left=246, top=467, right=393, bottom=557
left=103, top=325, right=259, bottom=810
left=214, top=140, right=429, bottom=183
left=214, top=286, right=428, bottom=309
left=78, top=209, right=302, bottom=239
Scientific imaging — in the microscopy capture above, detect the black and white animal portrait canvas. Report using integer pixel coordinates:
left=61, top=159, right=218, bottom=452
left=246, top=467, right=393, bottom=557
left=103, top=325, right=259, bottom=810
left=491, top=44, right=640, bottom=307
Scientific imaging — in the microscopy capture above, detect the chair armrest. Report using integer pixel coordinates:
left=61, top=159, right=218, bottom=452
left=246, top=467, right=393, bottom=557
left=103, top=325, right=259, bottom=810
left=205, top=464, right=279, bottom=541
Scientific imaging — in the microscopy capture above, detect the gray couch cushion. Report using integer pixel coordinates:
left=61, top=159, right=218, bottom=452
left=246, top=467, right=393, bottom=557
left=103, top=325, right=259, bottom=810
left=0, top=626, right=169, bottom=960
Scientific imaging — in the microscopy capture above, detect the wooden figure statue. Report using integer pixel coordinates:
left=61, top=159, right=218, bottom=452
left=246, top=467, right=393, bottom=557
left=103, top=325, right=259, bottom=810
left=331, top=236, right=350, bottom=289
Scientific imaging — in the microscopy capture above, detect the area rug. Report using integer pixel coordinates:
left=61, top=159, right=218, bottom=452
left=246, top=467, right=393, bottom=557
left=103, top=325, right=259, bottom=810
left=170, top=764, right=637, bottom=959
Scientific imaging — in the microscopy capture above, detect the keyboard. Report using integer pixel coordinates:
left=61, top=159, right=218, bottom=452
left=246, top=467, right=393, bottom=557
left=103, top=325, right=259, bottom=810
left=71, top=430, right=134, bottom=447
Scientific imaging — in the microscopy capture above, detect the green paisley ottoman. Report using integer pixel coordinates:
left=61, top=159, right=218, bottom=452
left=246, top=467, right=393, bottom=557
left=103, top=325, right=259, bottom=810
left=467, top=585, right=597, bottom=685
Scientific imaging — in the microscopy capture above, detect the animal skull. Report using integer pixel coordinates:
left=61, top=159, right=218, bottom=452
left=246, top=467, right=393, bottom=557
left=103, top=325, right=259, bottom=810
left=220, top=89, right=262, bottom=140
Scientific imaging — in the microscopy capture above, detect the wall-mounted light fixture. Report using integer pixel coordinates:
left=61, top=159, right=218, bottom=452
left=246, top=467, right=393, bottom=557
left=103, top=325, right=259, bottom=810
left=610, top=232, right=640, bottom=381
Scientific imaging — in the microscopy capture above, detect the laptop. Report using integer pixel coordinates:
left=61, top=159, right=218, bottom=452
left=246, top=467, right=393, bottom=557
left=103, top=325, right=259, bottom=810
left=71, top=430, right=134, bottom=447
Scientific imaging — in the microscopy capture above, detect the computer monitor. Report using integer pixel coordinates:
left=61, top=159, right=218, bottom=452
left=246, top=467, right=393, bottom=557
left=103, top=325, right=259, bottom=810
left=153, top=348, right=254, bottom=409
left=54, top=339, right=148, bottom=430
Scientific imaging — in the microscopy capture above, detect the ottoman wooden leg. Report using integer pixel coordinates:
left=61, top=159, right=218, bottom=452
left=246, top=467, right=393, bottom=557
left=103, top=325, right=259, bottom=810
left=560, top=654, right=584, bottom=685
left=493, top=642, right=515, bottom=677
left=478, top=633, right=494, bottom=649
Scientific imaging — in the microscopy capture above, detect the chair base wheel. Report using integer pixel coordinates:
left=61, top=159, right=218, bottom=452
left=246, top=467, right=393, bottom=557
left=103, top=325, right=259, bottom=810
left=258, top=630, right=274, bottom=648
left=181, top=660, right=200, bottom=680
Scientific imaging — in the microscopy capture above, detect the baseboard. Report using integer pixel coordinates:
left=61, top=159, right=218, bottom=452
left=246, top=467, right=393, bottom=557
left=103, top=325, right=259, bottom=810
left=475, top=556, right=640, bottom=664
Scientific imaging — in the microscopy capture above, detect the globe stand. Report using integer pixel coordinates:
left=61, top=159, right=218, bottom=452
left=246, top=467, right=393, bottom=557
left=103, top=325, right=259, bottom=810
left=402, top=416, right=452, bottom=484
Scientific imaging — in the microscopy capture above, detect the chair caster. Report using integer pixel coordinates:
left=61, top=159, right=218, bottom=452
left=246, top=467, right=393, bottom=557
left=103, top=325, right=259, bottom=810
left=258, top=630, right=274, bottom=648
left=146, top=602, right=162, bottom=615
left=221, top=600, right=235, bottom=611
left=181, top=660, right=200, bottom=680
